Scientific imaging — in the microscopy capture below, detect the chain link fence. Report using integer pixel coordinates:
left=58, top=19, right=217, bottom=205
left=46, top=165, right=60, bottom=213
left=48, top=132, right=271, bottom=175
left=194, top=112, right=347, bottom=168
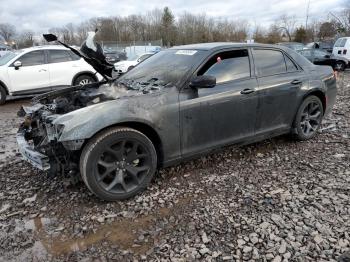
left=101, top=40, right=163, bottom=60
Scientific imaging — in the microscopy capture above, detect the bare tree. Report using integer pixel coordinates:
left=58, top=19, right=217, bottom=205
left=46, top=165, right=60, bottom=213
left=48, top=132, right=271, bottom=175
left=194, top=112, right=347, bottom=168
left=278, top=14, right=297, bottom=41
left=0, top=23, right=16, bottom=41
left=17, top=30, right=34, bottom=48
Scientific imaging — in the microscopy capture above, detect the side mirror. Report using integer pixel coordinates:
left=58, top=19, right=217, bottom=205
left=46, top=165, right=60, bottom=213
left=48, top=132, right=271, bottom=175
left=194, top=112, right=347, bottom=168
left=14, top=61, right=22, bottom=69
left=189, top=75, right=216, bottom=88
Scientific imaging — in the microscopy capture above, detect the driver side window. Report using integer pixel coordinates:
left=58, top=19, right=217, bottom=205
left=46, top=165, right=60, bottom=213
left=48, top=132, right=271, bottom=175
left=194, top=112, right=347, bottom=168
left=198, top=49, right=250, bottom=84
left=15, top=50, right=45, bottom=67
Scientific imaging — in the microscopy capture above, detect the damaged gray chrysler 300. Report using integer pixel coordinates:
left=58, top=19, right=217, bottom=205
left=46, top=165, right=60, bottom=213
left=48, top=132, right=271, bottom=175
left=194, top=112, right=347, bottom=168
left=17, top=32, right=337, bottom=201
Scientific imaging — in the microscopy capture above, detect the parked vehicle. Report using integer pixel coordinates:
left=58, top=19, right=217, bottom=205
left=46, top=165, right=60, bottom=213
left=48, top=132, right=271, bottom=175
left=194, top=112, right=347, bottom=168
left=333, top=37, right=350, bottom=61
left=0, top=44, right=11, bottom=57
left=0, top=45, right=104, bottom=105
left=297, top=48, right=348, bottom=71
left=104, top=50, right=127, bottom=63
left=306, top=41, right=334, bottom=53
left=17, top=35, right=337, bottom=201
left=276, top=42, right=305, bottom=51
left=114, top=52, right=155, bottom=73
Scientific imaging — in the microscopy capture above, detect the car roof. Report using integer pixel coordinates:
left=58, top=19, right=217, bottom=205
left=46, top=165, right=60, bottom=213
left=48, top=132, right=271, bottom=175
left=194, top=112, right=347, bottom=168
left=171, top=42, right=291, bottom=51
left=21, top=45, right=70, bottom=52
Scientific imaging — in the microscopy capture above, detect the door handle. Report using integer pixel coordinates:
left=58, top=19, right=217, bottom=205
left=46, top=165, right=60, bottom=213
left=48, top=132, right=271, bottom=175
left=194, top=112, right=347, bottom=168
left=240, top=88, right=255, bottom=95
left=38, top=69, right=47, bottom=72
left=291, top=79, right=302, bottom=85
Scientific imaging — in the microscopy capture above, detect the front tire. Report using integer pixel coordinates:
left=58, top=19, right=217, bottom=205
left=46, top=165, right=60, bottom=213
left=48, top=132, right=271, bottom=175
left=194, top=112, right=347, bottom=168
left=292, top=95, right=324, bottom=140
left=80, top=127, right=157, bottom=201
left=0, top=85, right=6, bottom=105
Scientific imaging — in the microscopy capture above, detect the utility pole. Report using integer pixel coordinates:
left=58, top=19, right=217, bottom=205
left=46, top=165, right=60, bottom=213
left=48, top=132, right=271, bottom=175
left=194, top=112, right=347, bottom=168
left=305, top=0, right=311, bottom=29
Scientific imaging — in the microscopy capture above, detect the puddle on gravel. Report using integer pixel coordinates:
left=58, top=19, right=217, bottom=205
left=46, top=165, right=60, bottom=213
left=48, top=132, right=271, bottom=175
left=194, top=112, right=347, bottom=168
left=46, top=214, right=156, bottom=256
left=23, top=197, right=191, bottom=258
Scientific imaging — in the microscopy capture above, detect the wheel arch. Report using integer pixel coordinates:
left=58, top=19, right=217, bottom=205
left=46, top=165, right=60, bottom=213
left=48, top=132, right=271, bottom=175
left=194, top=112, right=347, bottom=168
left=303, top=89, right=326, bottom=115
left=82, top=121, right=164, bottom=167
left=71, top=71, right=98, bottom=86
left=0, top=80, right=9, bottom=95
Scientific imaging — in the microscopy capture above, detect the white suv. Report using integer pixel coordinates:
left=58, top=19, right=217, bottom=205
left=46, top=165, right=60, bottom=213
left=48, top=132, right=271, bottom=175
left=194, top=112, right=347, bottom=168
left=0, top=45, right=102, bottom=105
left=333, top=37, right=350, bottom=60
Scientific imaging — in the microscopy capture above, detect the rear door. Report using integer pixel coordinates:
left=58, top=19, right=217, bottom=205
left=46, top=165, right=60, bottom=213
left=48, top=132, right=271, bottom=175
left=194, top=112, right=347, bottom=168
left=179, top=49, right=259, bottom=156
left=7, top=50, right=50, bottom=94
left=252, top=48, right=307, bottom=135
left=47, top=49, right=80, bottom=88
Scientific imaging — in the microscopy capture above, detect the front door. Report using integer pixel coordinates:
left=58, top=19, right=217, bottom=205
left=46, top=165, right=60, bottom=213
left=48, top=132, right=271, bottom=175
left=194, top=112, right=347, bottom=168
left=179, top=49, right=259, bottom=156
left=8, top=50, right=50, bottom=94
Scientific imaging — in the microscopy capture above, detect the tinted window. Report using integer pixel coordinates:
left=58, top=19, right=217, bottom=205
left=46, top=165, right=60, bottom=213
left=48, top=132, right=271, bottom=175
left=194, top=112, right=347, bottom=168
left=299, top=50, right=312, bottom=58
left=334, top=38, right=347, bottom=47
left=16, top=51, right=45, bottom=66
left=199, top=49, right=250, bottom=83
left=69, top=51, right=81, bottom=61
left=284, top=55, right=298, bottom=72
left=49, top=50, right=74, bottom=63
left=314, top=50, right=327, bottom=58
left=253, top=49, right=286, bottom=76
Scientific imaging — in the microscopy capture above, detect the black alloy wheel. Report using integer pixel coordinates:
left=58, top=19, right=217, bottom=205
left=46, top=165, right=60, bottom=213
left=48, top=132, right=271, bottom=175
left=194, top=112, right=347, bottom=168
left=80, top=127, right=157, bottom=201
left=293, top=95, right=324, bottom=140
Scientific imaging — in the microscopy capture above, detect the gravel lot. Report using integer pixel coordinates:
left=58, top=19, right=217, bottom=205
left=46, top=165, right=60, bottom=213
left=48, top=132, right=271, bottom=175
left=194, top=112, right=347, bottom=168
left=0, top=71, right=349, bottom=262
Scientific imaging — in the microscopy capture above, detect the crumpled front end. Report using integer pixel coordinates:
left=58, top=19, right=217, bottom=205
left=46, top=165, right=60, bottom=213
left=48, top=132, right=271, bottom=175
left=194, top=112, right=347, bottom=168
left=17, top=103, right=83, bottom=176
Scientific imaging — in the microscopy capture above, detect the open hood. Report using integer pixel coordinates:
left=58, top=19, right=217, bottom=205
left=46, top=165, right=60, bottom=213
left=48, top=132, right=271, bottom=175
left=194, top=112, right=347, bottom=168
left=43, top=31, right=114, bottom=80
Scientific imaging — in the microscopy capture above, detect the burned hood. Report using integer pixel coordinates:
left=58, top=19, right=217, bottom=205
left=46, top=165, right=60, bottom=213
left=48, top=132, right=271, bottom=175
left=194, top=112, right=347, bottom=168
left=51, top=84, right=175, bottom=142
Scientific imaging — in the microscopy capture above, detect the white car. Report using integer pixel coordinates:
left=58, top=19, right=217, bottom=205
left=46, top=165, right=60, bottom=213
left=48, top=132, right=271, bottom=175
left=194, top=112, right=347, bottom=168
left=114, top=52, right=155, bottom=74
left=0, top=44, right=11, bottom=57
left=333, top=37, right=350, bottom=60
left=0, top=45, right=102, bottom=105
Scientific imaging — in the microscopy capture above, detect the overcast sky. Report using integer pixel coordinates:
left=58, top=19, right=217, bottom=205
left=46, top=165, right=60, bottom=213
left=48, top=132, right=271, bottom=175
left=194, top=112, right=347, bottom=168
left=0, top=0, right=347, bottom=33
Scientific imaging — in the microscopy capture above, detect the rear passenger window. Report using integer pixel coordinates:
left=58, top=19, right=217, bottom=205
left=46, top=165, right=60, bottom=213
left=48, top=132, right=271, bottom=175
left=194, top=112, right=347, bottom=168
left=198, top=49, right=250, bottom=84
left=334, top=38, right=347, bottom=47
left=49, top=50, right=73, bottom=63
left=253, top=49, right=286, bottom=76
left=284, top=55, right=298, bottom=72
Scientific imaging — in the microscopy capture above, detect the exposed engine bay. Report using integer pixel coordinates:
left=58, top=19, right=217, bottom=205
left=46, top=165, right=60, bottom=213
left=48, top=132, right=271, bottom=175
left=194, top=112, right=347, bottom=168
left=17, top=78, right=165, bottom=177
left=17, top=30, right=165, bottom=178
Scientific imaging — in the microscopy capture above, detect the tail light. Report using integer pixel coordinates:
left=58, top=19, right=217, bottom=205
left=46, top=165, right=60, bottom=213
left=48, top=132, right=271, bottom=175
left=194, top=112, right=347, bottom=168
left=343, top=49, right=347, bottom=55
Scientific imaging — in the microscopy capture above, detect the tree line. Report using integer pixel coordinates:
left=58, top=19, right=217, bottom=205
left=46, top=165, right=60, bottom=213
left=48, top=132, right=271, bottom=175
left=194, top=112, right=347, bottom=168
left=0, top=6, right=349, bottom=49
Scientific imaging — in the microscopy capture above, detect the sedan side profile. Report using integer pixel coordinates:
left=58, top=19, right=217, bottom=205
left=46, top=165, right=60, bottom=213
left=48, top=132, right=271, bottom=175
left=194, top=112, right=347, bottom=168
left=17, top=41, right=337, bottom=201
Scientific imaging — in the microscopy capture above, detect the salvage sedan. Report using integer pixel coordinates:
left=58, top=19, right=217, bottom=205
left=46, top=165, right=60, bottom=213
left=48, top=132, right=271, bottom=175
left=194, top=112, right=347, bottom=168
left=17, top=34, right=337, bottom=201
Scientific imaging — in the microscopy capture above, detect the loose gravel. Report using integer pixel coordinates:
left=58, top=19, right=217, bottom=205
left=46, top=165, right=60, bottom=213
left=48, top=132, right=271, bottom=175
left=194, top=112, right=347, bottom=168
left=0, top=71, right=349, bottom=262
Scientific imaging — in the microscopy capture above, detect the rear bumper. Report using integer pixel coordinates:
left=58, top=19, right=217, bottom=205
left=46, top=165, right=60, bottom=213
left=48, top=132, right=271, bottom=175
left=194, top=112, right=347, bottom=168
left=16, top=131, right=50, bottom=171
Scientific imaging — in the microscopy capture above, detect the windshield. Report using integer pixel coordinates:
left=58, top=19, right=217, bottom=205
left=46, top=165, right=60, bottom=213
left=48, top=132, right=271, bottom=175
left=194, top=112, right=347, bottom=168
left=334, top=38, right=347, bottom=47
left=127, top=54, right=139, bottom=61
left=0, top=51, right=18, bottom=66
left=119, top=49, right=206, bottom=87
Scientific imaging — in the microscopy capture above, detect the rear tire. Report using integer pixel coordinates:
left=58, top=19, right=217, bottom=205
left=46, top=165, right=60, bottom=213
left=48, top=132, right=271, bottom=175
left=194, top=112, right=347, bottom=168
left=80, top=127, right=157, bottom=201
left=0, top=86, right=6, bottom=105
left=73, top=75, right=95, bottom=86
left=292, top=95, right=324, bottom=140
left=335, top=61, right=345, bottom=71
